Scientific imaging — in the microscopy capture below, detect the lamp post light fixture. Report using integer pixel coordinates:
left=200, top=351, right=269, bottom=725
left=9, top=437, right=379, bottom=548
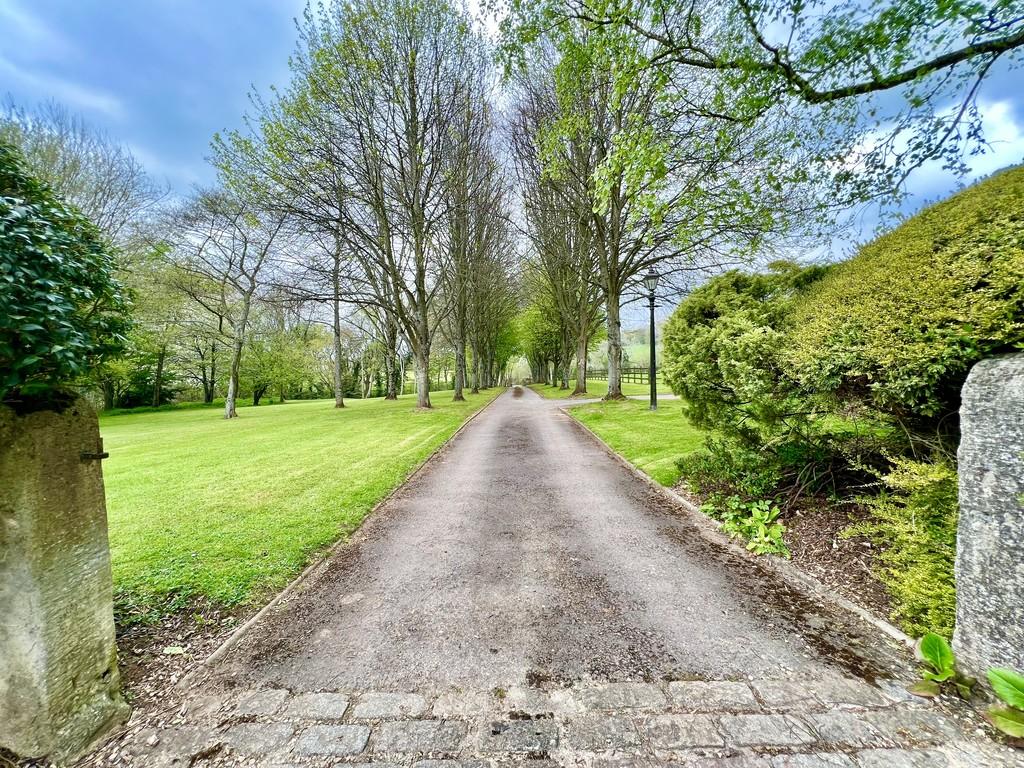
left=643, top=269, right=660, bottom=410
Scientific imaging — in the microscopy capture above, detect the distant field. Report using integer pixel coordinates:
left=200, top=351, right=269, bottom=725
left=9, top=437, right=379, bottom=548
left=99, top=390, right=500, bottom=624
left=528, top=378, right=671, bottom=400
left=567, top=399, right=706, bottom=487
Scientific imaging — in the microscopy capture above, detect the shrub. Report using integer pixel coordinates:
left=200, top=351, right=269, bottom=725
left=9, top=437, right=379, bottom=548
left=0, top=142, right=130, bottom=402
left=663, top=262, right=861, bottom=500
left=677, top=437, right=782, bottom=499
left=663, top=262, right=829, bottom=446
left=664, top=168, right=1022, bottom=625
left=844, top=457, right=958, bottom=638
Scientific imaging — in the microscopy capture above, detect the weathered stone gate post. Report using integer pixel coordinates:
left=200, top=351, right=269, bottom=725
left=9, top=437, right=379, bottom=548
left=0, top=399, right=128, bottom=761
left=954, top=353, right=1024, bottom=676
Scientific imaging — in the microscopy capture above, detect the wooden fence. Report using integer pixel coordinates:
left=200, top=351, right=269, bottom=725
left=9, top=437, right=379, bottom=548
left=588, top=366, right=651, bottom=384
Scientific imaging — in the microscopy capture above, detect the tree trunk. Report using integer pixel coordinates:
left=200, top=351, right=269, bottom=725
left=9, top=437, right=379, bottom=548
left=573, top=333, right=588, bottom=395
left=332, top=264, right=345, bottom=408
left=453, top=342, right=466, bottom=401
left=383, top=352, right=396, bottom=400
left=559, top=341, right=571, bottom=390
left=102, top=379, right=115, bottom=411
left=484, top=347, right=494, bottom=388
left=253, top=384, right=267, bottom=407
left=203, top=340, right=217, bottom=403
left=225, top=334, right=243, bottom=418
left=605, top=290, right=625, bottom=400
left=471, top=347, right=480, bottom=394
left=414, top=348, right=432, bottom=408
left=384, top=320, right=399, bottom=400
left=152, top=346, right=166, bottom=408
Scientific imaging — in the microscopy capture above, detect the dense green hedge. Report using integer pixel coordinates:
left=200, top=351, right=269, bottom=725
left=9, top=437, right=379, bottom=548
left=663, top=165, right=1024, bottom=636
left=790, top=165, right=1024, bottom=431
left=1, top=142, right=129, bottom=403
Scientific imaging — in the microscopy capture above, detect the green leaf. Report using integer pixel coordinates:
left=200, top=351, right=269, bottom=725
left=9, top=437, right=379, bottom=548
left=918, top=633, right=955, bottom=675
left=987, top=706, right=1024, bottom=738
left=906, top=679, right=941, bottom=698
left=988, top=668, right=1024, bottom=709
left=954, top=676, right=976, bottom=699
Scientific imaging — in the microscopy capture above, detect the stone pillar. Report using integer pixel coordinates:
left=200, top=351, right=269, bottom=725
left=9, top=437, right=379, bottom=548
left=0, top=399, right=128, bottom=761
left=954, top=353, right=1024, bottom=676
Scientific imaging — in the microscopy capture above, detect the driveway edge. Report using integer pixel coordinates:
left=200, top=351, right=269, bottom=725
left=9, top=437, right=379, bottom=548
left=561, top=405, right=916, bottom=654
left=176, top=389, right=507, bottom=688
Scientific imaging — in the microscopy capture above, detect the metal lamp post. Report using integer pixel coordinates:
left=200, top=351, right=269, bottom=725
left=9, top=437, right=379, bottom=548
left=642, top=269, right=660, bottom=410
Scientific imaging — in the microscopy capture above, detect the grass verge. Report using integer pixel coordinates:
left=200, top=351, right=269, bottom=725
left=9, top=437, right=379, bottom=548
left=567, top=398, right=705, bottom=486
left=99, top=389, right=501, bottom=625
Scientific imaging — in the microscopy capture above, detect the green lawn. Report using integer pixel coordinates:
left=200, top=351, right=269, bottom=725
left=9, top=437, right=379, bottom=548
left=529, top=378, right=671, bottom=399
left=567, top=399, right=706, bottom=486
left=99, top=390, right=500, bottom=624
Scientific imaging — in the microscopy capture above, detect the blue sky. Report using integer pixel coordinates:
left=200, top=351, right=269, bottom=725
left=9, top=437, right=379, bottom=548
left=1, top=0, right=1022, bottom=256
left=0, top=0, right=305, bottom=189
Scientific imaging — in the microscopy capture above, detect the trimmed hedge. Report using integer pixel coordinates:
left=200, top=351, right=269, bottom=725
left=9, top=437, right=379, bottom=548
left=789, top=166, right=1024, bottom=427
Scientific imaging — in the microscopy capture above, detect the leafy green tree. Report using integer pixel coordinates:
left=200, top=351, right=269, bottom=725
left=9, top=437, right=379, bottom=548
left=502, top=0, right=1024, bottom=201
left=517, top=302, right=563, bottom=384
left=1, top=142, right=130, bottom=404
left=503, top=13, right=825, bottom=398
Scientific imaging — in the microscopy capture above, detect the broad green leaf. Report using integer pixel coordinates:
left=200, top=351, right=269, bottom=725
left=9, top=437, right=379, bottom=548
left=918, top=633, right=955, bottom=675
left=906, top=679, right=941, bottom=698
left=988, top=668, right=1024, bottom=709
left=987, top=706, right=1024, bottom=738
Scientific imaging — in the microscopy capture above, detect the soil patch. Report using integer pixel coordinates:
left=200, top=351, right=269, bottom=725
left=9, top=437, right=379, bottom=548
left=784, top=499, right=892, bottom=623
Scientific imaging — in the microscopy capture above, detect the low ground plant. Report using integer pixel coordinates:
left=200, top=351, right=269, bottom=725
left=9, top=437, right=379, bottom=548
left=909, top=632, right=976, bottom=699
left=844, top=457, right=958, bottom=638
left=988, top=668, right=1024, bottom=738
left=701, top=496, right=790, bottom=557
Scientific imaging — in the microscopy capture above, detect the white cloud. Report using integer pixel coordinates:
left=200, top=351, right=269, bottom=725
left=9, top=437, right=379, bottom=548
left=0, top=0, right=70, bottom=54
left=126, top=141, right=205, bottom=190
left=0, top=54, right=126, bottom=120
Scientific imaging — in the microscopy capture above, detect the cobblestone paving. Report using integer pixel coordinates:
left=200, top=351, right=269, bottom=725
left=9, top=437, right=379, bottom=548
left=120, top=678, right=1022, bottom=767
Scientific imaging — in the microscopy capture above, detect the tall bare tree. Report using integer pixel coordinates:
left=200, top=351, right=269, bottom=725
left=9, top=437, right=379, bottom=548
left=0, top=99, right=164, bottom=247
left=510, top=59, right=604, bottom=394
left=168, top=190, right=287, bottom=418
